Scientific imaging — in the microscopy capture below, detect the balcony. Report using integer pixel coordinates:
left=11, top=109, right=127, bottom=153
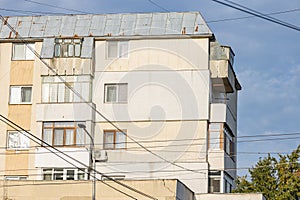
left=210, top=43, right=241, bottom=93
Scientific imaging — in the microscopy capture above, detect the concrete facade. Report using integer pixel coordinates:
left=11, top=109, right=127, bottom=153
left=0, top=12, right=241, bottom=195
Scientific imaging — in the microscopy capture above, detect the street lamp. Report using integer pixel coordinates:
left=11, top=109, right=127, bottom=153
left=78, top=123, right=96, bottom=200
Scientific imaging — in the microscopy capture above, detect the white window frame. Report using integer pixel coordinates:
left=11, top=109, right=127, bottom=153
left=9, top=86, right=32, bottom=104
left=12, top=43, right=35, bottom=60
left=104, top=83, right=128, bottom=103
left=7, top=131, right=30, bottom=150
left=208, top=171, right=221, bottom=193
left=42, top=168, right=87, bottom=180
left=107, top=41, right=129, bottom=59
left=54, top=38, right=82, bottom=58
left=42, top=75, right=92, bottom=103
left=5, top=176, right=28, bottom=180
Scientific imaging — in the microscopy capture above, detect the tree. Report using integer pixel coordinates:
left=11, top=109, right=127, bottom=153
left=233, top=145, right=300, bottom=200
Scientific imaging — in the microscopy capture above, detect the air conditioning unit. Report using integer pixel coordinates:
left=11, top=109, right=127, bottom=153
left=94, top=150, right=108, bottom=162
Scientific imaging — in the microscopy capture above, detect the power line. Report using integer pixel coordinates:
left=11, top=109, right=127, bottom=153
left=0, top=115, right=157, bottom=200
left=0, top=15, right=208, bottom=176
left=211, top=0, right=300, bottom=31
left=24, top=0, right=89, bottom=14
left=147, top=0, right=170, bottom=12
left=0, top=7, right=66, bottom=15
left=207, top=8, right=300, bottom=23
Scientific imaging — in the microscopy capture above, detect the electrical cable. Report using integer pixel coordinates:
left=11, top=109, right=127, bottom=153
left=0, top=115, right=157, bottom=200
left=211, top=0, right=300, bottom=31
left=207, top=8, right=300, bottom=23
left=24, top=0, right=89, bottom=14
left=147, top=0, right=170, bottom=12
left=0, top=14, right=207, bottom=175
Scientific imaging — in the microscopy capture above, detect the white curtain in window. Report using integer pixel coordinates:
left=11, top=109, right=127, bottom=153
left=10, top=87, right=20, bottom=104
left=42, top=83, right=50, bottom=102
left=19, top=132, right=30, bottom=148
left=13, top=44, right=25, bottom=60
left=49, top=84, right=58, bottom=102
left=104, top=132, right=114, bottom=149
left=107, top=41, right=118, bottom=58
left=8, top=132, right=19, bottom=148
left=76, top=128, right=85, bottom=146
left=25, top=43, right=35, bottom=60
left=54, top=129, right=64, bottom=146
left=57, top=83, right=65, bottom=103
left=65, top=130, right=74, bottom=145
left=43, top=129, right=52, bottom=145
left=119, top=41, right=128, bottom=58
left=116, top=131, right=126, bottom=149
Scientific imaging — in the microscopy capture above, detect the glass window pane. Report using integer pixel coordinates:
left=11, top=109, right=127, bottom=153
left=210, top=131, right=220, bottom=150
left=65, top=129, right=74, bottom=145
left=62, top=44, right=68, bottom=57
left=118, top=84, right=128, bottom=102
left=64, top=84, right=73, bottom=102
left=104, top=131, right=114, bottom=149
left=42, top=83, right=50, bottom=103
left=76, top=128, right=85, bottom=146
left=81, top=82, right=90, bottom=102
left=49, top=84, right=58, bottom=102
left=13, top=44, right=25, bottom=60
left=73, top=82, right=81, bottom=102
left=57, top=83, right=65, bottom=103
left=119, top=41, right=128, bottom=58
left=116, top=131, right=126, bottom=149
left=54, top=44, right=61, bottom=57
left=53, top=129, right=64, bottom=146
left=21, top=87, right=32, bottom=103
left=43, top=129, right=52, bottom=145
left=10, top=87, right=20, bottom=104
left=66, top=169, right=75, bottom=180
left=75, top=44, right=81, bottom=57
left=25, top=43, right=35, bottom=60
left=68, top=44, right=74, bottom=57
left=19, top=132, right=30, bottom=148
left=107, top=41, right=117, bottom=58
left=8, top=132, right=19, bottom=148
left=106, top=85, right=117, bottom=102
left=78, top=169, right=85, bottom=180
left=53, top=169, right=63, bottom=180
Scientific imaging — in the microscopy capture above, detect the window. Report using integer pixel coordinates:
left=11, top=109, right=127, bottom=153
left=43, top=168, right=87, bottom=180
left=54, top=38, right=81, bottom=58
left=104, top=130, right=126, bottom=150
left=9, top=86, right=32, bottom=104
left=7, top=131, right=30, bottom=150
left=104, top=83, right=128, bottom=103
left=224, top=126, right=235, bottom=161
left=209, top=171, right=221, bottom=193
left=42, top=75, right=92, bottom=103
left=42, top=122, right=85, bottom=146
left=12, top=43, right=35, bottom=60
left=209, top=123, right=221, bottom=150
left=107, top=41, right=129, bottom=59
left=5, top=176, right=28, bottom=180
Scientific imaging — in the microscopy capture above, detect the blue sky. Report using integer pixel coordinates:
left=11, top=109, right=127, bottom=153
left=1, top=0, right=300, bottom=176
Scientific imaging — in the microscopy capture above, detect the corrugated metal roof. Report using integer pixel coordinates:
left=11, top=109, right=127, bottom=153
left=0, top=12, right=212, bottom=39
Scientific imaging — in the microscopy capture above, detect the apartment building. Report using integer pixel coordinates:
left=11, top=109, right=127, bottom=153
left=0, top=12, right=241, bottom=194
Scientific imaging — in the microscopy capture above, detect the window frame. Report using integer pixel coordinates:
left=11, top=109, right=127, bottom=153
left=208, top=171, right=221, bottom=193
left=7, top=131, right=30, bottom=150
left=223, top=126, right=236, bottom=161
left=42, top=122, right=85, bottom=147
left=104, top=83, right=128, bottom=104
left=103, top=130, right=127, bottom=150
left=54, top=38, right=82, bottom=58
left=42, top=168, right=87, bottom=180
left=106, top=41, right=129, bottom=59
left=12, top=43, right=35, bottom=60
left=9, top=85, right=33, bottom=104
left=41, top=75, right=92, bottom=103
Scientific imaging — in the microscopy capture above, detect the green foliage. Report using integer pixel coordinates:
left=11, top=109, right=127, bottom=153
left=233, top=145, right=300, bottom=200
